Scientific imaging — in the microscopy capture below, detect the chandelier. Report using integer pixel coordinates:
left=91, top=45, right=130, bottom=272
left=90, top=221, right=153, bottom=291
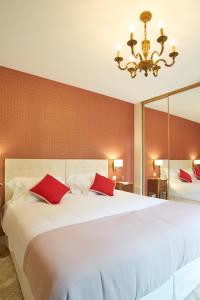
left=114, top=11, right=179, bottom=78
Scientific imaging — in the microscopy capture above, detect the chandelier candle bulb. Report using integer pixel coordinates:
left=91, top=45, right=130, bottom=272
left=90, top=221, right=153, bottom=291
left=158, top=20, right=164, bottom=35
left=129, top=25, right=135, bottom=40
left=170, top=39, right=176, bottom=52
left=116, top=44, right=121, bottom=57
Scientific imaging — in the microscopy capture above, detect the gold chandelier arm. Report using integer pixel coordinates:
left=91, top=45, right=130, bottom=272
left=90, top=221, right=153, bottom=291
left=150, top=42, right=165, bottom=60
left=159, top=43, right=165, bottom=56
left=153, top=70, right=159, bottom=77
left=151, top=50, right=159, bottom=60
left=165, top=58, right=175, bottom=67
left=131, top=73, right=137, bottom=79
left=131, top=46, right=143, bottom=61
left=130, top=69, right=138, bottom=78
left=116, top=59, right=138, bottom=71
left=155, top=57, right=176, bottom=68
left=117, top=61, right=128, bottom=70
left=127, top=61, right=137, bottom=68
left=128, top=65, right=138, bottom=78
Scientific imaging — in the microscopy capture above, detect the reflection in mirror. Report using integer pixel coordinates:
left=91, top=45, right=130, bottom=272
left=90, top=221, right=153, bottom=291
left=143, top=98, right=169, bottom=199
left=169, top=87, right=200, bottom=203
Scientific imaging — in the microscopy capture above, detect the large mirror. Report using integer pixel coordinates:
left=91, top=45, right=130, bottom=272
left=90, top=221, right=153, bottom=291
left=142, top=84, right=200, bottom=203
left=143, top=98, right=169, bottom=199
left=168, top=87, right=200, bottom=203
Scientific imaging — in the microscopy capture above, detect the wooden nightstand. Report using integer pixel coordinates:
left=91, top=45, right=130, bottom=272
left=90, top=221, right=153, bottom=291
left=115, top=182, right=133, bottom=193
left=148, top=178, right=168, bottom=199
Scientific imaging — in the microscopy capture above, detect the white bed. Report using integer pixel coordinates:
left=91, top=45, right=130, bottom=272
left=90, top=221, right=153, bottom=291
left=169, top=180, right=200, bottom=202
left=2, top=159, right=200, bottom=300
left=162, top=159, right=200, bottom=202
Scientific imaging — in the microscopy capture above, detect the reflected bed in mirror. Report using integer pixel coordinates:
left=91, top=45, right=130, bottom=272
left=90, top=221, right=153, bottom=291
left=161, top=160, right=200, bottom=203
left=169, top=87, right=200, bottom=203
left=143, top=84, right=200, bottom=203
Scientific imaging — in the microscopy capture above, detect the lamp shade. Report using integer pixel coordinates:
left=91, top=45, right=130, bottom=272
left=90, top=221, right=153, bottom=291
left=154, top=160, right=163, bottom=167
left=194, top=160, right=200, bottom=165
left=114, top=159, right=123, bottom=168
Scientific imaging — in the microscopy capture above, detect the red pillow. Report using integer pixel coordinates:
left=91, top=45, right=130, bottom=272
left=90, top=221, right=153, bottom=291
left=90, top=173, right=115, bottom=196
left=194, top=167, right=200, bottom=180
left=179, top=169, right=192, bottom=183
left=30, top=174, right=70, bottom=204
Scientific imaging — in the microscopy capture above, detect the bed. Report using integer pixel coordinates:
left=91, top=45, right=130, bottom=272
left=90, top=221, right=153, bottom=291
left=162, top=160, right=200, bottom=202
left=2, top=159, right=200, bottom=300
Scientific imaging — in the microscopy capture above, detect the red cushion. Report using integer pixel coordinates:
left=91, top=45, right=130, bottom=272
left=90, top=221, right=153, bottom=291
left=90, top=173, right=115, bottom=196
left=194, top=167, right=200, bottom=179
left=179, top=169, right=192, bottom=183
left=30, top=174, right=70, bottom=204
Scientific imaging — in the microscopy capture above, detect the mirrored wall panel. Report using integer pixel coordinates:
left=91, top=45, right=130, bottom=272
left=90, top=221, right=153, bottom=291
left=143, top=98, right=169, bottom=199
left=143, top=84, right=200, bottom=203
left=168, top=87, right=200, bottom=202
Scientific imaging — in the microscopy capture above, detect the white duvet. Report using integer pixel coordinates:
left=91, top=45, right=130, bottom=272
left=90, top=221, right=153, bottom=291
left=169, top=180, right=200, bottom=201
left=2, top=190, right=164, bottom=269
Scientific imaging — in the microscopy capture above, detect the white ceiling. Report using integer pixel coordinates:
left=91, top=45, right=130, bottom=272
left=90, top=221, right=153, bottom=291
left=0, top=0, right=200, bottom=103
left=146, top=87, right=200, bottom=123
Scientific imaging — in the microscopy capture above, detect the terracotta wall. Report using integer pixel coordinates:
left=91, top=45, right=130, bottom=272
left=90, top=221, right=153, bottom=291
left=0, top=67, right=134, bottom=202
left=170, top=114, right=200, bottom=159
left=144, top=108, right=168, bottom=184
left=144, top=107, right=200, bottom=194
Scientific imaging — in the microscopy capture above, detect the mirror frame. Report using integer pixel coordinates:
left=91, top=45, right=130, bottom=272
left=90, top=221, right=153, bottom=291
left=142, top=82, right=200, bottom=196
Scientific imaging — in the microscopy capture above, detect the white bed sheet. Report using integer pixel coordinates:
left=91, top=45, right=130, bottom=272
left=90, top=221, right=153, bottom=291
left=169, top=180, right=200, bottom=201
left=2, top=190, right=164, bottom=269
left=3, top=190, right=200, bottom=300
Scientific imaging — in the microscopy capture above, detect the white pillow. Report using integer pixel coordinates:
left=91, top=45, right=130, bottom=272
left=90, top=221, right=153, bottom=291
left=169, top=169, right=180, bottom=183
left=169, top=168, right=196, bottom=183
left=66, top=173, right=95, bottom=195
left=162, top=168, right=169, bottom=179
left=7, top=176, right=64, bottom=201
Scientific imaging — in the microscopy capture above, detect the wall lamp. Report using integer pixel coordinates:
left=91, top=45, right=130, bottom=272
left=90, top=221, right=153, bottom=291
left=153, top=159, right=163, bottom=169
left=193, top=160, right=200, bottom=166
left=153, top=160, right=163, bottom=178
left=113, top=159, right=123, bottom=171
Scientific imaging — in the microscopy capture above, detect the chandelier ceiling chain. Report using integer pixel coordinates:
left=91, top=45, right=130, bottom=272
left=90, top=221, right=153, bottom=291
left=114, top=11, right=179, bottom=78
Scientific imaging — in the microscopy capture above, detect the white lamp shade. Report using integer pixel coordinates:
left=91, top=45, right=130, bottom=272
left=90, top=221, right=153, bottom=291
left=194, top=160, right=200, bottom=165
left=114, top=159, right=123, bottom=168
left=154, top=160, right=163, bottom=167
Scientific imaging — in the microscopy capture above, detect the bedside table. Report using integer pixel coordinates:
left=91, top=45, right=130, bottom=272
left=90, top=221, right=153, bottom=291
left=148, top=178, right=168, bottom=199
left=115, top=182, right=133, bottom=193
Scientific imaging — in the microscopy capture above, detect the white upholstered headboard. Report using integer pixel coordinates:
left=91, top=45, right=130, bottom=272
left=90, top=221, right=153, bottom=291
left=169, top=160, right=193, bottom=170
left=160, top=159, right=193, bottom=179
left=5, top=159, right=108, bottom=201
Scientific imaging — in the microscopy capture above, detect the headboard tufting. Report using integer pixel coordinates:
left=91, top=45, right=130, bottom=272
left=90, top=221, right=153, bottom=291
left=5, top=158, right=108, bottom=201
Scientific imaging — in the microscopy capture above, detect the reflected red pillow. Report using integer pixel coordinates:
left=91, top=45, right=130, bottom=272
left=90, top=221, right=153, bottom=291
left=90, top=173, right=115, bottom=196
left=30, top=174, right=70, bottom=204
left=194, top=167, right=200, bottom=180
left=179, top=169, right=192, bottom=183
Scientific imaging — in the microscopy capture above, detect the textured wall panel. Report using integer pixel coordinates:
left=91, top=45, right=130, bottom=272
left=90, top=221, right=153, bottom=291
left=0, top=67, right=134, bottom=202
